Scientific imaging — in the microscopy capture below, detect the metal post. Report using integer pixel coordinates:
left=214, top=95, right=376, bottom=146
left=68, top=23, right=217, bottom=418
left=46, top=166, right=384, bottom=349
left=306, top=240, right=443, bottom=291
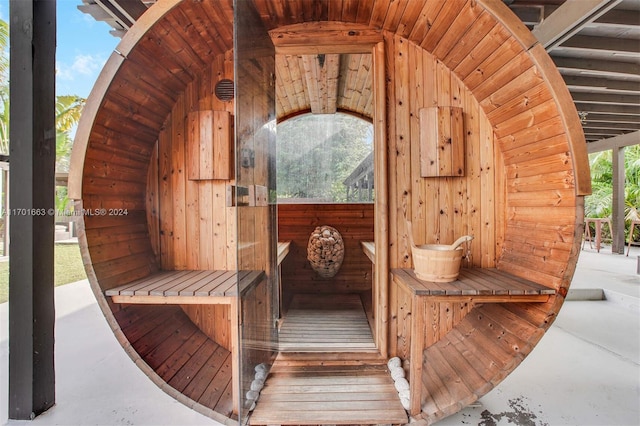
left=612, top=146, right=625, bottom=254
left=8, top=0, right=57, bottom=419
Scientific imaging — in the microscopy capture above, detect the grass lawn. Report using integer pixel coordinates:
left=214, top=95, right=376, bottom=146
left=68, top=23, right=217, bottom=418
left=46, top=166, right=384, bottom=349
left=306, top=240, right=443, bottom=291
left=0, top=243, right=87, bottom=304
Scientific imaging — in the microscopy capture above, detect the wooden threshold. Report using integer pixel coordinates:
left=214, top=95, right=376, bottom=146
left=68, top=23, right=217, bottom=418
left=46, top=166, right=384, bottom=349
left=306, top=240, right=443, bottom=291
left=249, top=364, right=408, bottom=425
left=278, top=294, right=376, bottom=353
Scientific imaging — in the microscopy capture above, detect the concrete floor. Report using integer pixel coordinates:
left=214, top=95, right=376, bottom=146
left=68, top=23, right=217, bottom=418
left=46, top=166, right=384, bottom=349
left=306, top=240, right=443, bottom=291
left=1, top=246, right=639, bottom=426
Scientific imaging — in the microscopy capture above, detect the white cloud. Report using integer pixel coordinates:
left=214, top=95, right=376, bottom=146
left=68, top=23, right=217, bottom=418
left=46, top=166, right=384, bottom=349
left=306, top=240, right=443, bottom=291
left=56, top=53, right=109, bottom=97
left=56, top=53, right=105, bottom=81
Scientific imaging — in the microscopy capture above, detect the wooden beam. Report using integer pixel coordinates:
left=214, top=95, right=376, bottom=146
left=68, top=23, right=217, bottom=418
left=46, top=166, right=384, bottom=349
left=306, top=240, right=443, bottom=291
left=560, top=35, right=639, bottom=54
left=270, top=22, right=383, bottom=55
left=301, top=54, right=340, bottom=114
left=532, top=0, right=622, bottom=50
left=553, top=56, right=640, bottom=80
left=8, top=0, right=56, bottom=419
left=585, top=130, right=630, bottom=140
left=508, top=5, right=544, bottom=26
left=94, top=0, right=135, bottom=29
left=587, top=131, right=640, bottom=153
left=570, top=92, right=640, bottom=106
left=575, top=102, right=640, bottom=116
left=372, top=41, right=388, bottom=359
left=583, top=122, right=640, bottom=132
left=102, top=0, right=148, bottom=22
left=584, top=114, right=640, bottom=124
left=562, top=75, right=640, bottom=94
left=594, top=8, right=640, bottom=26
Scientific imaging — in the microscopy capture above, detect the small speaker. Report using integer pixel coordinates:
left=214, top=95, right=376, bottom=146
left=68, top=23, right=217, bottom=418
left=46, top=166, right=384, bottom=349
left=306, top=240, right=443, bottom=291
left=214, top=79, right=234, bottom=101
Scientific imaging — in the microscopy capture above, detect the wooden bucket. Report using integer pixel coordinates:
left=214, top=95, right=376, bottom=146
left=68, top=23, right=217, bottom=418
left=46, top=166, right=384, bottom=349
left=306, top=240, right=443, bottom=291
left=406, top=220, right=465, bottom=282
left=410, top=244, right=463, bottom=282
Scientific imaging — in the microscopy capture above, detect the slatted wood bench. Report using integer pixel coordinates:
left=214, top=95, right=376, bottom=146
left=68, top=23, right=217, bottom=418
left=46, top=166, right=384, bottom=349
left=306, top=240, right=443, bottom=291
left=105, top=270, right=265, bottom=304
left=360, top=240, right=375, bottom=263
left=106, top=241, right=291, bottom=304
left=105, top=270, right=255, bottom=418
left=390, top=268, right=556, bottom=418
left=104, top=242, right=291, bottom=418
left=277, top=241, right=291, bottom=265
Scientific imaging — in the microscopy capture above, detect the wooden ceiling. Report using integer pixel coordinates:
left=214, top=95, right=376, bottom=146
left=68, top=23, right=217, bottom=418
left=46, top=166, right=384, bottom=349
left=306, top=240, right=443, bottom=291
left=276, top=53, right=373, bottom=121
left=79, top=0, right=639, bottom=146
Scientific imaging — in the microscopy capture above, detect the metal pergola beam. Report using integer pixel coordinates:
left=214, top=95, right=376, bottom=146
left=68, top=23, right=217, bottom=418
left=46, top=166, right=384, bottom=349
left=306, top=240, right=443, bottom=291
left=563, top=75, right=640, bottom=94
left=554, top=57, right=640, bottom=79
left=570, top=92, right=640, bottom=106
left=8, top=0, right=57, bottom=419
left=559, top=34, right=640, bottom=54
left=587, top=130, right=640, bottom=153
left=532, top=0, right=622, bottom=50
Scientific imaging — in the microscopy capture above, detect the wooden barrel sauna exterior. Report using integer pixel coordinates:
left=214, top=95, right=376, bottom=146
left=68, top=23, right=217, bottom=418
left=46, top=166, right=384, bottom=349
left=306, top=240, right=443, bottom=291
left=68, top=0, right=591, bottom=424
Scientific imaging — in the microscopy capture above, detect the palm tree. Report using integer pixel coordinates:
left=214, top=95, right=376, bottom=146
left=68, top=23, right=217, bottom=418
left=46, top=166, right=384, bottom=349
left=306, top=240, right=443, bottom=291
left=55, top=95, right=85, bottom=173
left=0, top=18, right=86, bottom=168
left=55, top=95, right=85, bottom=212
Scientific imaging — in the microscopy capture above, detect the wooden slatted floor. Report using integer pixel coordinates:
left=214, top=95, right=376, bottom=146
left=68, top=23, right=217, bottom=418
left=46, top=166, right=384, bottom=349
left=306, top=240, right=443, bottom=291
left=278, top=294, right=376, bottom=352
left=249, top=364, right=408, bottom=425
left=114, top=305, right=236, bottom=420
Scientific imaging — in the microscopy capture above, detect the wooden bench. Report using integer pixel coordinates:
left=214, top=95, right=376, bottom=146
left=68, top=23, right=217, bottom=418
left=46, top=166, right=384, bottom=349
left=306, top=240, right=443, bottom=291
left=360, top=241, right=375, bottom=263
left=104, top=242, right=291, bottom=416
left=391, top=268, right=555, bottom=300
left=277, top=241, right=291, bottom=265
left=391, top=268, right=556, bottom=417
left=106, top=241, right=291, bottom=305
left=105, top=270, right=264, bottom=304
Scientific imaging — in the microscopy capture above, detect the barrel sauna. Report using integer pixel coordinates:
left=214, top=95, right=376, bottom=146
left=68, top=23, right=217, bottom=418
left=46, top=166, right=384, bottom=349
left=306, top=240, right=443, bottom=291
left=68, top=0, right=591, bottom=424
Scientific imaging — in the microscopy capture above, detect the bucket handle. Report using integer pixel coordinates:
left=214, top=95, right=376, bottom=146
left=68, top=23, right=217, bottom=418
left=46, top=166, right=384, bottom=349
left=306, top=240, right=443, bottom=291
left=406, top=219, right=473, bottom=251
left=405, top=220, right=418, bottom=250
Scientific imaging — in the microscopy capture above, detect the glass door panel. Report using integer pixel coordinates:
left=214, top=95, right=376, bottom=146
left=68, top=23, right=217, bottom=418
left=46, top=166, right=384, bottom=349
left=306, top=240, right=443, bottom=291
left=234, top=1, right=277, bottom=423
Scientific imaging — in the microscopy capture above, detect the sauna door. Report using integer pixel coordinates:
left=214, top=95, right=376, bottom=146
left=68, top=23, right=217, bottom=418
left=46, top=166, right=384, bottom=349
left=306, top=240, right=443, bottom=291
left=234, top=0, right=278, bottom=422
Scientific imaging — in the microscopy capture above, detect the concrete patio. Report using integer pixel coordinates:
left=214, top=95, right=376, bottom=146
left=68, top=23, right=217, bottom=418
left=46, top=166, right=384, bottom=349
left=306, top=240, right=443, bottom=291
left=1, top=245, right=638, bottom=426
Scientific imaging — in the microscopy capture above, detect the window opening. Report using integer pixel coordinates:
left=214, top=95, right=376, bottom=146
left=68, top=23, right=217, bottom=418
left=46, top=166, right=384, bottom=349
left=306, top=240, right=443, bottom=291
left=276, top=113, right=374, bottom=203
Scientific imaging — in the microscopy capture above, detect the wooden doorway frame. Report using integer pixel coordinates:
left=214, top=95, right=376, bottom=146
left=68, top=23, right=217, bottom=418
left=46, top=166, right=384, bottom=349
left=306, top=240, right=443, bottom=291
left=271, top=24, right=388, bottom=357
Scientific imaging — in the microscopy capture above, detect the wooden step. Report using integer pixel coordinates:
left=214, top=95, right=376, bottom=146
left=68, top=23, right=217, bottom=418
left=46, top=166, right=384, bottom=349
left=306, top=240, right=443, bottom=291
left=249, top=364, right=408, bottom=425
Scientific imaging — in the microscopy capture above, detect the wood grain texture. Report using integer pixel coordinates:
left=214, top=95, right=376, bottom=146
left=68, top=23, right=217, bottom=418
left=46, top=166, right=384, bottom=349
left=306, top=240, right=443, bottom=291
left=186, top=110, right=233, bottom=180
left=278, top=294, right=376, bottom=353
left=249, top=363, right=407, bottom=425
left=116, top=304, right=236, bottom=422
left=70, top=1, right=588, bottom=424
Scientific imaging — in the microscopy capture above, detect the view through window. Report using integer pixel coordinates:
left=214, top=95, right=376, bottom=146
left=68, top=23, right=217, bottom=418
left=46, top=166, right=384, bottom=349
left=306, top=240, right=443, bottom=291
left=276, top=113, right=374, bottom=203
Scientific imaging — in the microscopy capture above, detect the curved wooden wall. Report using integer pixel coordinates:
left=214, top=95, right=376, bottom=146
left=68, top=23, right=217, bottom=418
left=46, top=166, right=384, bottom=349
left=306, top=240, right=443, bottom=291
left=69, top=1, right=239, bottom=422
left=68, top=0, right=590, bottom=424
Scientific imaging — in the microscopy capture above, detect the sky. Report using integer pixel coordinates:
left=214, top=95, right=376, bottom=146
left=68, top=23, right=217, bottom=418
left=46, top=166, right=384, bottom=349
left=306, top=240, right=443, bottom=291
left=0, top=0, right=120, bottom=99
